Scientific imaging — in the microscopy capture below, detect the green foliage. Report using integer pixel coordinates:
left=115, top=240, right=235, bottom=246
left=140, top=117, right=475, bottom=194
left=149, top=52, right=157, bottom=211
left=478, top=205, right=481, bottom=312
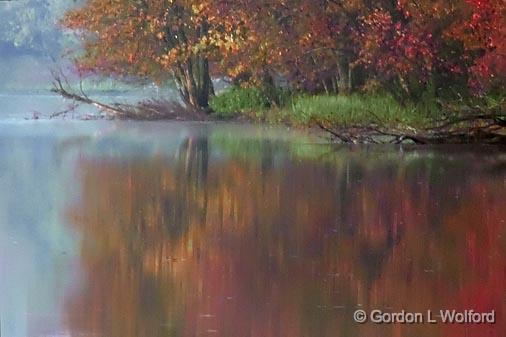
left=210, top=87, right=271, bottom=118
left=287, top=94, right=435, bottom=128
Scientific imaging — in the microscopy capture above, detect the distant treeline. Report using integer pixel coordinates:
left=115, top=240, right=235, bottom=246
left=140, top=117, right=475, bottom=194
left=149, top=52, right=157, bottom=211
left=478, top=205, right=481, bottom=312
left=0, top=0, right=77, bottom=57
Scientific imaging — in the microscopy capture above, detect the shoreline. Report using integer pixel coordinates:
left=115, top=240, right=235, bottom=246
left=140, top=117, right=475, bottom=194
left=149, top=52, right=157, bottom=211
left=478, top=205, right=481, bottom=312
left=33, top=87, right=506, bottom=145
left=28, top=112, right=506, bottom=146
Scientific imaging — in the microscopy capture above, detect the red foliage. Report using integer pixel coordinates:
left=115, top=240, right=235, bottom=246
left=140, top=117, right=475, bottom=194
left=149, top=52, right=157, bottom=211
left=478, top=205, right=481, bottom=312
left=448, top=0, right=506, bottom=93
left=355, top=8, right=434, bottom=84
left=63, top=0, right=506, bottom=99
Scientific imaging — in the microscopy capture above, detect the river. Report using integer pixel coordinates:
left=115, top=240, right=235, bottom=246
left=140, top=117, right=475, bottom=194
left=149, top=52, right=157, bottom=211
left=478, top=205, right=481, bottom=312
left=0, top=99, right=505, bottom=337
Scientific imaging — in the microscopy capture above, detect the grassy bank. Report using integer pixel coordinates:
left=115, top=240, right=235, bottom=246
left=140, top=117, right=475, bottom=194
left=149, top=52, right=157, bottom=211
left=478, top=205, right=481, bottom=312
left=209, top=87, right=505, bottom=144
left=210, top=87, right=437, bottom=129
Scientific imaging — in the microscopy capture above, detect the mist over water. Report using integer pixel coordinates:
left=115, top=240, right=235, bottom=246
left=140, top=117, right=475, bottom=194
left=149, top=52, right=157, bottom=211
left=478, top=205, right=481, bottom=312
left=0, top=1, right=174, bottom=120
left=0, top=3, right=504, bottom=337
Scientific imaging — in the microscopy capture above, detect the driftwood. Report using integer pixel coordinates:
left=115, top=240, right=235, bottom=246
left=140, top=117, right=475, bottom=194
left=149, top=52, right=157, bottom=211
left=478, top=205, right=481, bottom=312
left=50, top=71, right=208, bottom=120
left=315, top=106, right=506, bottom=145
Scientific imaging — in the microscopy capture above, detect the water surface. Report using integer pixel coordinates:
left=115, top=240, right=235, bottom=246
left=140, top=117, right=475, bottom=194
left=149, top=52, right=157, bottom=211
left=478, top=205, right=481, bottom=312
left=0, top=120, right=505, bottom=337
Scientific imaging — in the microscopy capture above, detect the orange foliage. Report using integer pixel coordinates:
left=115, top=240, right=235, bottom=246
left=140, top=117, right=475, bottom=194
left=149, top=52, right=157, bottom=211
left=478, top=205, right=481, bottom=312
left=63, top=0, right=505, bottom=99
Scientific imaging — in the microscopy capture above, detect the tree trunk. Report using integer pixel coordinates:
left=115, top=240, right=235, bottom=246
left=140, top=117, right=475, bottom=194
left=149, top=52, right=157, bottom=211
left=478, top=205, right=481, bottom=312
left=261, top=69, right=278, bottom=106
left=174, top=55, right=213, bottom=110
left=337, top=60, right=351, bottom=94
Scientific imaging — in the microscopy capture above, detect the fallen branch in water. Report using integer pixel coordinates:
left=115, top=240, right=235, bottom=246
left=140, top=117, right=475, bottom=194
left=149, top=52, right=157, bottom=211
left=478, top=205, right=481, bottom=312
left=49, top=102, right=80, bottom=119
left=315, top=121, right=430, bottom=144
left=51, top=71, right=130, bottom=118
left=50, top=70, right=208, bottom=120
left=315, top=107, right=506, bottom=145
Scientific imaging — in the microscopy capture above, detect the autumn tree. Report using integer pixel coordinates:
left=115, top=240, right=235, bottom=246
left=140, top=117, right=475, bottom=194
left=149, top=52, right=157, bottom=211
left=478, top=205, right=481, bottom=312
left=224, top=0, right=503, bottom=101
left=350, top=0, right=506, bottom=100
left=211, top=0, right=364, bottom=95
left=352, top=0, right=456, bottom=100
left=202, top=0, right=293, bottom=103
left=63, top=0, right=243, bottom=109
left=62, top=0, right=505, bottom=107
left=447, top=0, right=506, bottom=94
left=282, top=0, right=364, bottom=94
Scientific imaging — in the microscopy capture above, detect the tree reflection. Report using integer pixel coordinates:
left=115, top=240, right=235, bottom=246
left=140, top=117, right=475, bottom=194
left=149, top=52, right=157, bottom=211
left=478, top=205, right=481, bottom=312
left=65, top=140, right=506, bottom=337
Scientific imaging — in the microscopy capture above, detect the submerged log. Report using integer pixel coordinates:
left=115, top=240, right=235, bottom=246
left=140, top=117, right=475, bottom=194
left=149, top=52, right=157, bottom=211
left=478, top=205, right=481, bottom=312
left=317, top=123, right=506, bottom=145
left=315, top=108, right=506, bottom=145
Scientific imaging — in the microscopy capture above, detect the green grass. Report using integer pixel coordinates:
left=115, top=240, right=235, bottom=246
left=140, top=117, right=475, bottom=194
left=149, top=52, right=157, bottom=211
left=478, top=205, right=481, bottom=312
left=209, top=86, right=294, bottom=119
left=287, top=94, right=435, bottom=128
left=210, top=87, right=271, bottom=119
left=210, top=86, right=438, bottom=128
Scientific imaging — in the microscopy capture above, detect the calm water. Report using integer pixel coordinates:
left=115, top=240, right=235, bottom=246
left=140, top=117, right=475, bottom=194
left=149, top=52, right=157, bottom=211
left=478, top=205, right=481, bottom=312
left=0, top=120, right=505, bottom=337
left=0, top=90, right=172, bottom=121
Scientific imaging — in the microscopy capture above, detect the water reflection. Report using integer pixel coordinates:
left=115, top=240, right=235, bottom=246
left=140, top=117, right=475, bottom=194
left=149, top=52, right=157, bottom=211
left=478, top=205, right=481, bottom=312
left=63, top=132, right=506, bottom=337
left=0, top=130, right=81, bottom=337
